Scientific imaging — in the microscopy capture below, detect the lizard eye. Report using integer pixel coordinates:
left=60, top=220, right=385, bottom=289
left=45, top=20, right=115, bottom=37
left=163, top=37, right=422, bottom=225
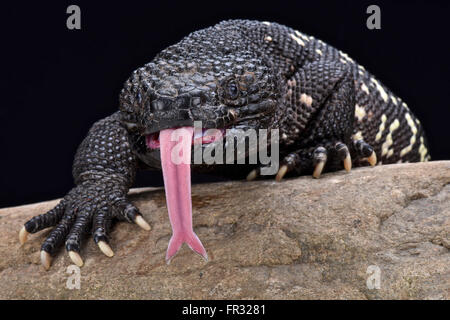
left=226, top=80, right=239, bottom=100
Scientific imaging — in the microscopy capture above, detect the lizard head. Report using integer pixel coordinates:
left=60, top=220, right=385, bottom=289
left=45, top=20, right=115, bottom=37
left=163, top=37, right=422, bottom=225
left=119, top=25, right=282, bottom=158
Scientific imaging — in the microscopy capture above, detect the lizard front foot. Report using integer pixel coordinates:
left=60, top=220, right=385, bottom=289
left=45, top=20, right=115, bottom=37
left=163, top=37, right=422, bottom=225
left=19, top=182, right=150, bottom=270
left=247, top=140, right=376, bottom=181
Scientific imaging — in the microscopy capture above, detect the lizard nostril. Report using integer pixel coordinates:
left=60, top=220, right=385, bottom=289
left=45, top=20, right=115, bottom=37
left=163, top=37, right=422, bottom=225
left=151, top=100, right=166, bottom=111
left=228, top=108, right=238, bottom=120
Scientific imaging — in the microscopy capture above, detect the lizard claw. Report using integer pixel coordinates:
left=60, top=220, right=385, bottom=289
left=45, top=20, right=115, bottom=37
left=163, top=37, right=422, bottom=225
left=40, top=250, right=52, bottom=270
left=69, top=251, right=84, bottom=267
left=134, top=215, right=151, bottom=231
left=246, top=168, right=259, bottom=181
left=98, top=241, right=114, bottom=257
left=367, top=151, right=377, bottom=166
left=19, top=226, right=29, bottom=245
left=343, top=154, right=352, bottom=172
left=275, top=165, right=289, bottom=182
left=313, top=161, right=326, bottom=178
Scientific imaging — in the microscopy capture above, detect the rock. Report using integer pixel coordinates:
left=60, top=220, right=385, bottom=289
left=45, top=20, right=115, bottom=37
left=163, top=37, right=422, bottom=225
left=0, top=161, right=449, bottom=299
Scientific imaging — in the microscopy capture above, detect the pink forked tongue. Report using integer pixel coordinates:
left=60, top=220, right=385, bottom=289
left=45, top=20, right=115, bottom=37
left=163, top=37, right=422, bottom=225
left=159, top=127, right=208, bottom=264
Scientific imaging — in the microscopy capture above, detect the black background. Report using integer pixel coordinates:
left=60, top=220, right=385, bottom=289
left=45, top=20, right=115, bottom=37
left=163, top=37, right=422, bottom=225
left=2, top=0, right=449, bottom=208
left=0, top=300, right=438, bottom=318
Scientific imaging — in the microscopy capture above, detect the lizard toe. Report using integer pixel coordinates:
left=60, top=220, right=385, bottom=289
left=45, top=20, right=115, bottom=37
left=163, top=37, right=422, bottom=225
left=21, top=199, right=67, bottom=245
left=65, top=207, right=96, bottom=267
left=312, top=146, right=327, bottom=178
left=353, top=139, right=377, bottom=166
left=113, top=200, right=151, bottom=231
left=275, top=152, right=302, bottom=181
left=39, top=204, right=78, bottom=270
left=334, top=142, right=352, bottom=172
left=93, top=209, right=114, bottom=257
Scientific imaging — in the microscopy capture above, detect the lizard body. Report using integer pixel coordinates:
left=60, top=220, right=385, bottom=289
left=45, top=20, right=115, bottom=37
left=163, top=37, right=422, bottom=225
left=20, top=20, right=430, bottom=268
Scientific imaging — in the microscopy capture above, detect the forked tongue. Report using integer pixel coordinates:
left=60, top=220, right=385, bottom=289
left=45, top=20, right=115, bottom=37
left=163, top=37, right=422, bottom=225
left=159, top=127, right=208, bottom=264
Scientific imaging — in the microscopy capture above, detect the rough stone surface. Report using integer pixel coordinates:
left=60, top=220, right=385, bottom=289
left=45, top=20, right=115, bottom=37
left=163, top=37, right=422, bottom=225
left=0, top=161, right=449, bottom=300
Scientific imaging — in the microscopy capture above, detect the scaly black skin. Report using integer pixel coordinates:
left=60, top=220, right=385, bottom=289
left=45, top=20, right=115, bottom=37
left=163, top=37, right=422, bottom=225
left=23, top=20, right=430, bottom=266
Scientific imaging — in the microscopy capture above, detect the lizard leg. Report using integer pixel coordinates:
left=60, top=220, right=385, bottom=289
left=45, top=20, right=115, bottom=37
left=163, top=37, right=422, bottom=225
left=20, top=112, right=151, bottom=270
left=248, top=60, right=377, bottom=181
